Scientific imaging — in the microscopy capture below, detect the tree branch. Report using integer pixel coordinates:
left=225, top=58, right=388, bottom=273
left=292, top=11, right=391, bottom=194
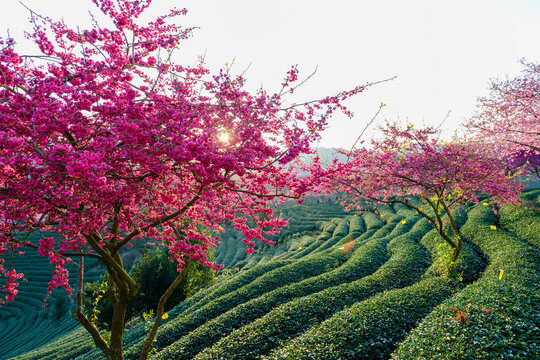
left=114, top=186, right=204, bottom=252
left=139, top=257, right=191, bottom=360
left=75, top=257, right=109, bottom=354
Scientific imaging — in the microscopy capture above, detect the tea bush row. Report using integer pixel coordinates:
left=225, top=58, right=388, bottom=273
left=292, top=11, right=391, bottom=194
left=391, top=204, right=540, bottom=359
left=152, top=220, right=408, bottom=360
left=265, top=277, right=459, bottom=360
left=188, top=220, right=432, bottom=360
left=121, top=249, right=350, bottom=359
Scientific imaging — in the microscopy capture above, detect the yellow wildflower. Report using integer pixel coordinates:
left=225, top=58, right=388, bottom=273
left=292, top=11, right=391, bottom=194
left=499, top=269, right=504, bottom=280
left=162, top=313, right=169, bottom=320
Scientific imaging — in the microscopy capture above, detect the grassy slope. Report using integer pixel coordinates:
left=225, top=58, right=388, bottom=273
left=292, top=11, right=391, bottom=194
left=5, top=191, right=540, bottom=360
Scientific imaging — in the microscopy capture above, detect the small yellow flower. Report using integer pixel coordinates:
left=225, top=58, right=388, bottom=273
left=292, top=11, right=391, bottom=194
left=483, top=202, right=489, bottom=206
left=490, top=225, right=497, bottom=230
left=162, top=313, right=169, bottom=320
left=401, top=220, right=407, bottom=224
left=332, top=245, right=335, bottom=248
left=499, top=269, right=504, bottom=280
left=298, top=247, right=302, bottom=250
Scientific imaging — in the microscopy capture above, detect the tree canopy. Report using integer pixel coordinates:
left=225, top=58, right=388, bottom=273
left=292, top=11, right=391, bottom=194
left=0, top=0, right=369, bottom=358
left=312, top=123, right=522, bottom=264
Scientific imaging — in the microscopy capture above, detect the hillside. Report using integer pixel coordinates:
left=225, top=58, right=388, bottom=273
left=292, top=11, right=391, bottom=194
left=2, top=190, right=539, bottom=360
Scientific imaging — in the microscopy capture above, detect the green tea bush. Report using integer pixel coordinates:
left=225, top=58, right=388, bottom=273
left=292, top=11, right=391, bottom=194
left=363, top=211, right=384, bottom=229
left=265, top=277, right=459, bottom=360
left=499, top=189, right=540, bottom=248
left=12, top=327, right=96, bottom=360
left=0, top=232, right=102, bottom=360
left=348, top=214, right=365, bottom=236
left=122, top=250, right=348, bottom=359
left=332, top=218, right=349, bottom=237
left=188, top=222, right=432, bottom=360
left=152, top=227, right=399, bottom=360
left=391, top=204, right=540, bottom=359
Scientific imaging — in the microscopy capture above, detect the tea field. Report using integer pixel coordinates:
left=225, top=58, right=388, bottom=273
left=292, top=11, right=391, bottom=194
left=1, top=192, right=539, bottom=359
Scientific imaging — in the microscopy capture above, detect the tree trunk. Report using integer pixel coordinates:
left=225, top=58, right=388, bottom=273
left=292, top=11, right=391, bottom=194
left=450, top=235, right=463, bottom=264
left=108, top=293, right=130, bottom=360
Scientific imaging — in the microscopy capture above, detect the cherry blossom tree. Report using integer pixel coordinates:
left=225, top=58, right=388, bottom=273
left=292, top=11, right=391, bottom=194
left=313, top=123, right=523, bottom=268
left=469, top=60, right=540, bottom=178
left=0, top=1, right=375, bottom=358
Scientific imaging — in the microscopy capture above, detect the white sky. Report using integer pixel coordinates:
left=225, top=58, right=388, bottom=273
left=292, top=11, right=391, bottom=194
left=2, top=0, right=540, bottom=148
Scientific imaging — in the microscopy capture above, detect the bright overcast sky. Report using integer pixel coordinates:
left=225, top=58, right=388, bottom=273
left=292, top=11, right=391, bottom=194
left=2, top=0, right=540, bottom=148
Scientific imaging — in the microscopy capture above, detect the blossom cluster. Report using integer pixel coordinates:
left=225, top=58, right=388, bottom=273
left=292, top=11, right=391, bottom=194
left=0, top=0, right=363, bottom=303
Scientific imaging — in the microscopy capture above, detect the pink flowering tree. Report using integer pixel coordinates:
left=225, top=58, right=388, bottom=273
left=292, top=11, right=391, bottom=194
left=313, top=123, right=523, bottom=268
left=468, top=60, right=540, bottom=178
left=0, top=1, right=372, bottom=359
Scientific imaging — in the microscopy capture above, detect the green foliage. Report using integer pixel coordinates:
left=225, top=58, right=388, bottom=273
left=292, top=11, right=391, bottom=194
left=392, top=204, right=540, bottom=359
left=122, top=250, right=349, bottom=359
left=7, top=197, right=540, bottom=360
left=0, top=231, right=101, bottom=360
left=363, top=211, right=385, bottom=229
left=89, top=279, right=108, bottom=325
left=265, top=278, right=459, bottom=360
left=152, top=228, right=397, bottom=359
left=187, top=222, right=432, bottom=360
left=499, top=189, right=540, bottom=248
left=140, top=310, right=158, bottom=356
left=434, top=242, right=463, bottom=280
left=83, top=247, right=214, bottom=329
left=50, top=289, right=71, bottom=322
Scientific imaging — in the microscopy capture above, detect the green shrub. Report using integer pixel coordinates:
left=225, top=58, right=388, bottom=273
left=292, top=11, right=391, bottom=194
left=348, top=214, right=365, bottom=236
left=363, top=211, right=384, bottom=229
left=391, top=204, right=540, bottom=359
left=499, top=190, right=540, bottom=248
left=265, top=277, right=459, bottom=360
left=50, top=289, right=71, bottom=322
left=188, top=223, right=432, bottom=360
left=82, top=247, right=214, bottom=329
left=331, top=218, right=349, bottom=237
left=122, top=250, right=348, bottom=359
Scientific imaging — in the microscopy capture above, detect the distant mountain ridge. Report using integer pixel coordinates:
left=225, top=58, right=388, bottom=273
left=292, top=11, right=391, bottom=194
left=294, top=147, right=348, bottom=176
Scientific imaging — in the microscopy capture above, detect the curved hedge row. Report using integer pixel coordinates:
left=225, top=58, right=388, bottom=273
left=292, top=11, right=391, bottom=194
left=152, top=235, right=388, bottom=359
left=347, top=214, right=366, bottom=238
left=391, top=204, right=540, bottom=359
left=11, top=327, right=96, bottom=360
left=151, top=221, right=410, bottom=360
left=265, top=277, right=459, bottom=360
left=187, top=220, right=432, bottom=360
left=121, top=249, right=350, bottom=359
left=91, top=259, right=296, bottom=358
left=0, top=232, right=102, bottom=360
left=363, top=211, right=384, bottom=230
left=499, top=190, right=540, bottom=249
